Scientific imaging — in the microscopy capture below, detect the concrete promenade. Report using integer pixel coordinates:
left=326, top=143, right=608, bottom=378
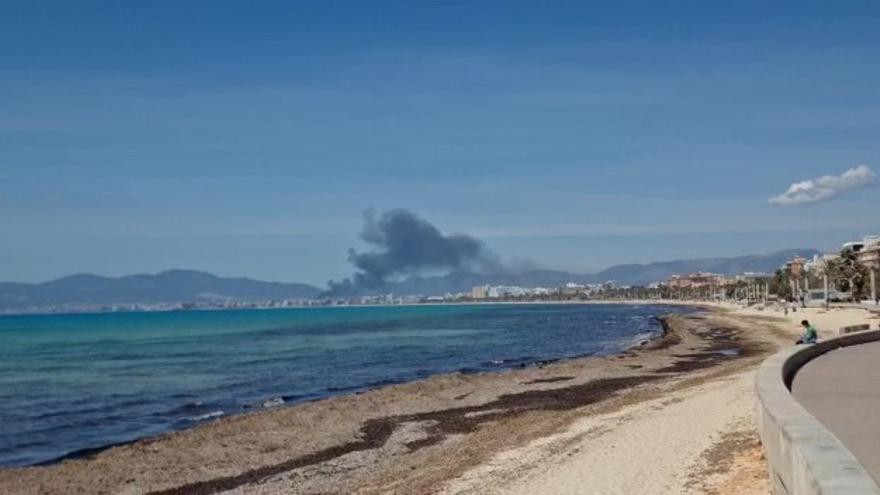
left=755, top=328, right=880, bottom=494
left=792, top=341, right=880, bottom=484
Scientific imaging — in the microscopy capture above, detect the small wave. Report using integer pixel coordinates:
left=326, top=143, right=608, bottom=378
left=166, top=400, right=227, bottom=422
left=482, top=356, right=536, bottom=367
left=187, top=411, right=224, bottom=422
left=261, top=397, right=285, bottom=408
left=240, top=392, right=320, bottom=411
left=280, top=392, right=320, bottom=403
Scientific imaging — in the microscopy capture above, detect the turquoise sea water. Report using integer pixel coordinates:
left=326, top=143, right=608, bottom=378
left=0, top=303, right=684, bottom=466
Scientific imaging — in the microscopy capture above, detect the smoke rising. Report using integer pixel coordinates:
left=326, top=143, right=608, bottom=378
left=327, top=209, right=503, bottom=294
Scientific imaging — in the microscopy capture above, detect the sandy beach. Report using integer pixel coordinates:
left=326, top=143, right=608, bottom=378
left=1, top=303, right=876, bottom=495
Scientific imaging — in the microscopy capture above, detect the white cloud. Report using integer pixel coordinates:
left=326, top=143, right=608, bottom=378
left=769, top=165, right=876, bottom=206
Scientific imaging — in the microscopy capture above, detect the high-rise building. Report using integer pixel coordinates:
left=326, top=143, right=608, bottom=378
left=470, top=285, right=489, bottom=299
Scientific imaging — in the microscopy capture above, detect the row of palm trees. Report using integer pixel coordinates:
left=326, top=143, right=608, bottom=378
left=773, top=248, right=875, bottom=302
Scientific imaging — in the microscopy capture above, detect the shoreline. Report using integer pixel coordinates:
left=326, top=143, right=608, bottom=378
left=22, top=303, right=689, bottom=469
left=0, top=304, right=792, bottom=494
left=6, top=304, right=873, bottom=494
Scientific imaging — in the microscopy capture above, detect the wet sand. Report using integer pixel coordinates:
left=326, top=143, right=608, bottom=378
left=0, top=306, right=796, bottom=495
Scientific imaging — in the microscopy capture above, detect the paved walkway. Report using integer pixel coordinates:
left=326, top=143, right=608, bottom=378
left=791, top=341, right=880, bottom=484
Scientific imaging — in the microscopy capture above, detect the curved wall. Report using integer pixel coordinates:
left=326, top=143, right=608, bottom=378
left=755, top=330, right=880, bottom=495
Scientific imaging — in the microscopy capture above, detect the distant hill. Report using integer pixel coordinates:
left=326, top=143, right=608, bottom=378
left=0, top=249, right=819, bottom=308
left=591, top=248, right=820, bottom=286
left=375, top=248, right=820, bottom=295
left=0, top=270, right=322, bottom=310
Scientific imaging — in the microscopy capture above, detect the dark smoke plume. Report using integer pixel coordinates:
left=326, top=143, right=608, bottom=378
left=327, top=209, right=502, bottom=295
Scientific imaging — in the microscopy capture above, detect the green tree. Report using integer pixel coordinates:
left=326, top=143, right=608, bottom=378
left=821, top=249, right=870, bottom=301
left=770, top=268, right=793, bottom=300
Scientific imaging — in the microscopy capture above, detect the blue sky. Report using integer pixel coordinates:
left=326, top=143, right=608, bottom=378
left=2, top=1, right=879, bottom=286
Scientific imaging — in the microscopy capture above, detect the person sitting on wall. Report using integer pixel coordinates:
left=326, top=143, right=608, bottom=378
left=795, top=319, right=818, bottom=345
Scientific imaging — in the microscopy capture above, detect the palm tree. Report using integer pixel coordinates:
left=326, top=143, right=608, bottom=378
left=820, top=248, right=870, bottom=301
left=770, top=268, right=793, bottom=300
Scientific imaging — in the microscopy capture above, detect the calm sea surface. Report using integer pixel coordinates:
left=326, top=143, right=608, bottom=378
left=0, top=303, right=687, bottom=466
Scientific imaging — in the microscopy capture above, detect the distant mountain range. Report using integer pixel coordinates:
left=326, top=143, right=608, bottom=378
left=0, top=249, right=818, bottom=310
left=0, top=270, right=322, bottom=310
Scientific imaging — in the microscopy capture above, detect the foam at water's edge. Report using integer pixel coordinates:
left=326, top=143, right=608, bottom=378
left=187, top=411, right=224, bottom=422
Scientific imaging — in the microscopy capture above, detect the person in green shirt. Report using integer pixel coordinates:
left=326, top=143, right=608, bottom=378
left=796, top=320, right=818, bottom=344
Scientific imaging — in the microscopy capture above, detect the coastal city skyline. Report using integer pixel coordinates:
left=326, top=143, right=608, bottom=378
left=3, top=2, right=880, bottom=285
left=4, top=229, right=878, bottom=314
